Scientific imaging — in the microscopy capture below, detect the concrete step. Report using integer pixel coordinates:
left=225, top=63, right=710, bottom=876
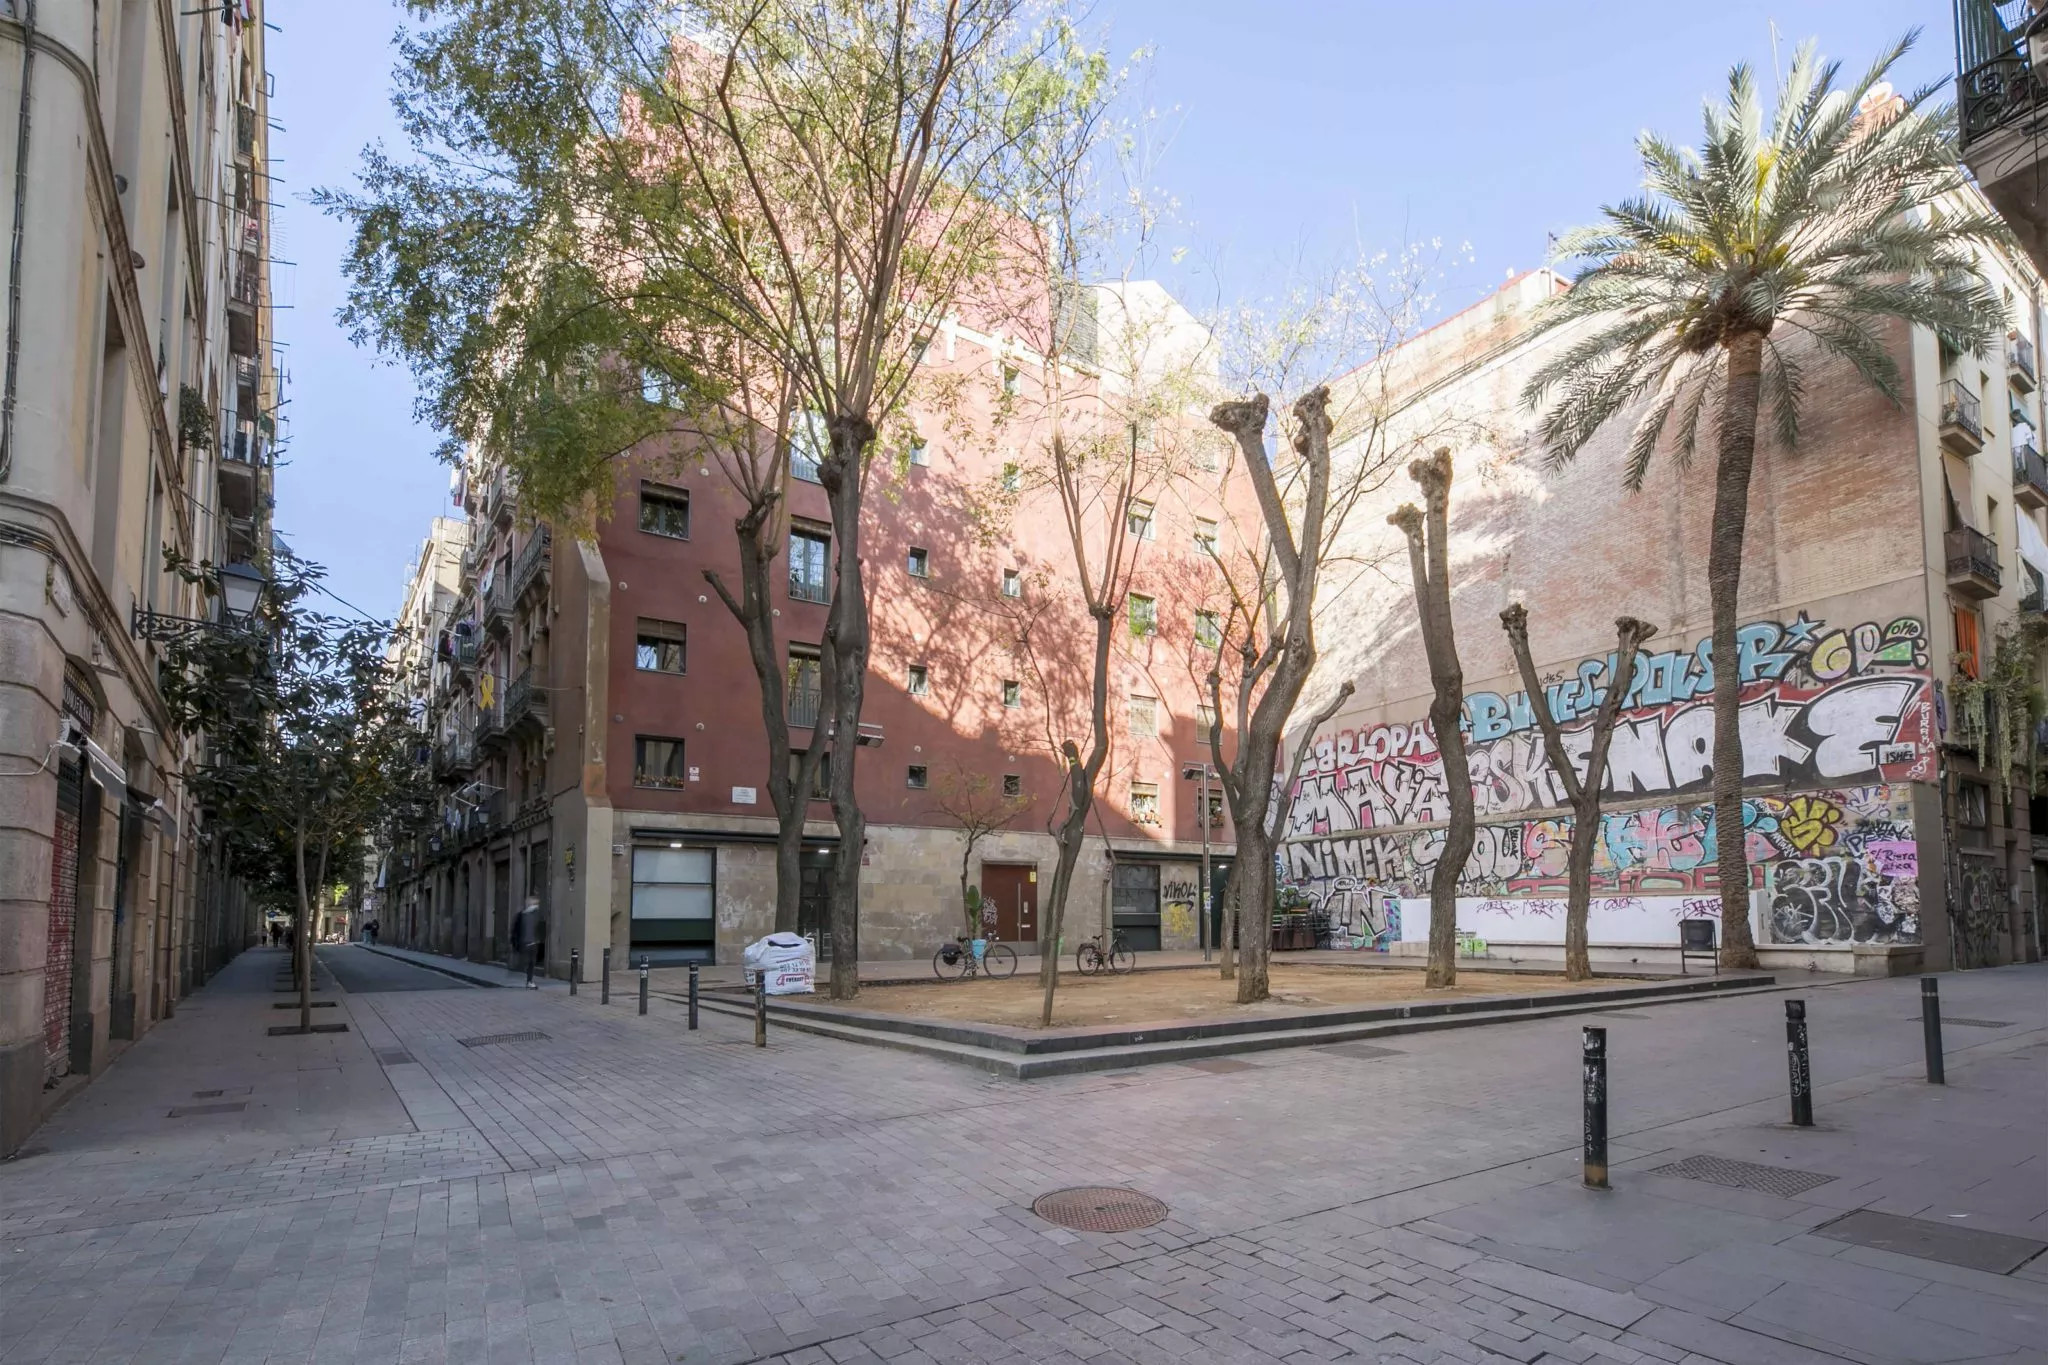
left=684, top=980, right=1793, bottom=1078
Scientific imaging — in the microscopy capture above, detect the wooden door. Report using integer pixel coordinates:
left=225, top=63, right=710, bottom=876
left=981, top=864, right=1038, bottom=942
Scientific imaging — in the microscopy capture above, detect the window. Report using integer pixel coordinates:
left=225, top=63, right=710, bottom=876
left=1002, top=679, right=1021, bottom=708
left=1002, top=773, right=1022, bottom=798
left=1128, top=694, right=1158, bottom=737
left=791, top=411, right=825, bottom=483
left=639, top=483, right=690, bottom=539
left=787, top=648, right=821, bottom=727
left=1958, top=780, right=1990, bottom=830
left=631, top=846, right=712, bottom=922
left=908, top=663, right=930, bottom=696
left=1194, top=517, right=1218, bottom=552
left=1129, top=781, right=1160, bottom=825
left=1194, top=610, right=1221, bottom=649
left=1128, top=593, right=1157, bottom=636
left=1202, top=790, right=1225, bottom=828
left=789, top=525, right=831, bottom=603
left=641, top=368, right=683, bottom=408
left=907, top=764, right=929, bottom=789
left=907, top=546, right=930, bottom=577
left=635, top=619, right=686, bottom=673
left=1127, top=500, right=1155, bottom=540
left=907, top=436, right=929, bottom=467
left=1001, top=462, right=1020, bottom=492
left=1195, top=439, right=1220, bottom=473
left=791, top=749, right=830, bottom=799
left=1001, top=568, right=1021, bottom=598
left=1955, top=607, right=1982, bottom=679
left=1196, top=701, right=1217, bottom=736
left=1002, top=364, right=1020, bottom=396
left=634, top=736, right=688, bottom=789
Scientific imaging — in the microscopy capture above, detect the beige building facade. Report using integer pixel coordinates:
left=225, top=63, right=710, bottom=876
left=0, top=0, right=279, bottom=1153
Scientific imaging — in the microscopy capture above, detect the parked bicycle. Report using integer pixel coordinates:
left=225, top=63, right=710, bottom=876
left=1074, top=930, right=1136, bottom=976
left=933, top=933, right=1018, bottom=981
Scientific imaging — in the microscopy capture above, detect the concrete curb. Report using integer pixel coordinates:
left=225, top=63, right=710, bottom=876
left=354, top=944, right=505, bottom=988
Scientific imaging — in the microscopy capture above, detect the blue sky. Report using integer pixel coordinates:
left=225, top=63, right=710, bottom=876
left=270, top=0, right=1950, bottom=620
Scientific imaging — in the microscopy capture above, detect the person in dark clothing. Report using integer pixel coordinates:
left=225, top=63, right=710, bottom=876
left=364, top=919, right=379, bottom=946
left=513, top=897, right=543, bottom=987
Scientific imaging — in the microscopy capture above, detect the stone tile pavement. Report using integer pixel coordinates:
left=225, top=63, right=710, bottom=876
left=0, top=945, right=2041, bottom=1365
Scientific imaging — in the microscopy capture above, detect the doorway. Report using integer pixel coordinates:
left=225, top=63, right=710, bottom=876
left=796, top=847, right=836, bottom=961
left=1111, top=862, right=1161, bottom=952
left=490, top=858, right=511, bottom=963
left=980, top=863, right=1038, bottom=943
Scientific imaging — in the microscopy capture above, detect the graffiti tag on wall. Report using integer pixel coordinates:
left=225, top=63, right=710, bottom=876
left=1287, top=613, right=1932, bottom=837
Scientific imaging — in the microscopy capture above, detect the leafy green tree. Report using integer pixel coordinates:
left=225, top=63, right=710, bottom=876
left=159, top=555, right=434, bottom=1029
left=1521, top=37, right=2007, bottom=967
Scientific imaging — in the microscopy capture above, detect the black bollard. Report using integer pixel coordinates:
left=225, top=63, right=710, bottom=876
left=1786, top=999, right=1814, bottom=1127
left=638, top=957, right=650, bottom=1016
left=1921, top=977, right=1945, bottom=1085
left=1582, top=1026, right=1609, bottom=1190
left=754, top=971, right=768, bottom=1048
left=570, top=950, right=580, bottom=996
left=688, top=962, right=699, bottom=1031
left=601, top=946, right=611, bottom=1005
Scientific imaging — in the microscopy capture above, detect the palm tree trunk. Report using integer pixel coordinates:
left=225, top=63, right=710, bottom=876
left=1710, top=332, right=1765, bottom=969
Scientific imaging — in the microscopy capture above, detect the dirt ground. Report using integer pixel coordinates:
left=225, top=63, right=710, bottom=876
left=819, top=963, right=1641, bottom=1030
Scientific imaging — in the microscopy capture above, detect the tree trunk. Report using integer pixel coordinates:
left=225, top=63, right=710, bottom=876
left=1040, top=604, right=1115, bottom=1024
left=1218, top=860, right=1239, bottom=979
left=293, top=819, right=313, bottom=1032
left=1710, top=333, right=1765, bottom=969
left=819, top=416, right=875, bottom=999
left=1393, top=451, right=1472, bottom=990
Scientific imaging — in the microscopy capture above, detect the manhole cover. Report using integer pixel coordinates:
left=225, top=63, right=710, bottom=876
left=1649, top=1154, right=1835, bottom=1197
left=1944, top=1017, right=2013, bottom=1029
left=1814, top=1209, right=2046, bottom=1274
left=457, top=1031, right=549, bottom=1048
left=375, top=1049, right=416, bottom=1066
left=1031, top=1187, right=1168, bottom=1233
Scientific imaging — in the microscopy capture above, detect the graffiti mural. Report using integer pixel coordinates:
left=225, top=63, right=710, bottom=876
left=1287, top=613, right=1932, bottom=838
left=1289, top=786, right=1920, bottom=946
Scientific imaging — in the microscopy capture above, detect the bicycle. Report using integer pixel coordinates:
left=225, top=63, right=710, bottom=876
left=1074, top=930, right=1136, bottom=976
left=933, top=933, right=1018, bottom=981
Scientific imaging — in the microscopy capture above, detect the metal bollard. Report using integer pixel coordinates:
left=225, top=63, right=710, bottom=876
left=1786, top=999, right=1814, bottom=1127
left=688, top=962, right=699, bottom=1031
left=638, top=958, right=650, bottom=1016
left=1921, top=977, right=1945, bottom=1085
left=601, top=947, right=611, bottom=1005
left=754, top=971, right=768, bottom=1048
left=1582, top=1026, right=1609, bottom=1190
left=569, top=950, right=580, bottom=996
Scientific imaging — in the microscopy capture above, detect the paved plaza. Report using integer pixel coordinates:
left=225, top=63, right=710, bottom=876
left=0, top=947, right=2042, bottom=1365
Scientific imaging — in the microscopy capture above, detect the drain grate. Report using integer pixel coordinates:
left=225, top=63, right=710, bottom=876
left=1814, top=1209, right=2046, bottom=1274
left=1648, top=1154, right=1836, bottom=1197
left=168, top=1102, right=246, bottom=1117
left=375, top=1048, right=416, bottom=1066
left=457, top=1031, right=549, bottom=1048
left=1944, top=1017, right=2013, bottom=1029
left=1180, top=1057, right=1256, bottom=1075
left=191, top=1087, right=250, bottom=1099
left=1315, top=1043, right=1403, bottom=1061
left=1031, top=1187, right=1168, bottom=1233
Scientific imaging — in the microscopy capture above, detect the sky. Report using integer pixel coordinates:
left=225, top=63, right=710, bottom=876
left=268, top=0, right=1952, bottom=621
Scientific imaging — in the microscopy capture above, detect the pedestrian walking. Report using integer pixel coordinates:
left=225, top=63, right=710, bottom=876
left=514, top=897, right=544, bottom=988
left=365, top=918, right=379, bottom=946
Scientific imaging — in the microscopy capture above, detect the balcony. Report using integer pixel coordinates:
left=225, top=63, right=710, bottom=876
left=1958, top=1, right=2048, bottom=276
left=226, top=255, right=259, bottom=356
left=512, top=527, right=551, bottom=601
left=787, top=684, right=821, bottom=730
left=432, top=737, right=475, bottom=780
left=2013, top=333, right=2038, bottom=393
left=223, top=513, right=261, bottom=563
left=505, top=667, right=548, bottom=733
left=233, top=353, right=259, bottom=409
left=1945, top=526, right=2002, bottom=600
left=481, top=577, right=512, bottom=639
left=235, top=103, right=257, bottom=160
left=474, top=701, right=507, bottom=754
left=2017, top=440, right=2048, bottom=509
left=1940, top=379, right=1985, bottom=456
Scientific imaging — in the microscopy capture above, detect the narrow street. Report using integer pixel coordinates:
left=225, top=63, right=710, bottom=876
left=2, top=949, right=2041, bottom=1365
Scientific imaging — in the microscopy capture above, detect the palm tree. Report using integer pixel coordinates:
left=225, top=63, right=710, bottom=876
left=1522, top=35, right=2009, bottom=968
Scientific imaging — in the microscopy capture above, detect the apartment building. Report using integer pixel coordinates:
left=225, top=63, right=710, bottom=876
left=0, top=0, right=280, bottom=1154
left=384, top=282, right=1247, bottom=973
left=1281, top=243, right=2048, bottom=974
left=1957, top=0, right=2048, bottom=275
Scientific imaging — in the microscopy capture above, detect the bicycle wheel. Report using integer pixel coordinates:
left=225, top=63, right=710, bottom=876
left=1075, top=944, right=1101, bottom=976
left=933, top=944, right=969, bottom=980
left=981, top=943, right=1017, bottom=979
left=1110, top=945, right=1137, bottom=974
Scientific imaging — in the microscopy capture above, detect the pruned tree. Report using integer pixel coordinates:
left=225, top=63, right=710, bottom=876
left=1499, top=606, right=1658, bottom=980
left=1521, top=36, right=2007, bottom=967
left=930, top=765, right=1033, bottom=937
left=322, top=0, right=1099, bottom=998
left=1389, top=449, right=1472, bottom=989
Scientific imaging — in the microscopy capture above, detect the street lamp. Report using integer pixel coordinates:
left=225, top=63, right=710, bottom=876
left=1182, top=761, right=1217, bottom=962
left=217, top=561, right=266, bottom=623
left=130, top=560, right=271, bottom=642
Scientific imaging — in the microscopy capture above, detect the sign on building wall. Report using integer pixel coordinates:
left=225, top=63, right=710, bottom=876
left=1283, top=609, right=1932, bottom=949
